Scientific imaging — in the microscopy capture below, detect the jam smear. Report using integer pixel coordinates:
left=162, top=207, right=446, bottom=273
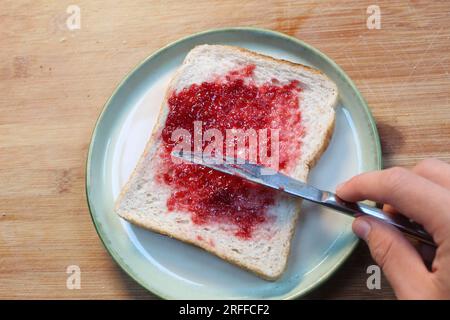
left=157, top=65, right=304, bottom=239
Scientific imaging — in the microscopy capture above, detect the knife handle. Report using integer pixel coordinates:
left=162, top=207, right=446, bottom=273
left=320, top=191, right=436, bottom=247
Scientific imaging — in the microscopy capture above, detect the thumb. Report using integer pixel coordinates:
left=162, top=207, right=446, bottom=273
left=353, top=217, right=432, bottom=298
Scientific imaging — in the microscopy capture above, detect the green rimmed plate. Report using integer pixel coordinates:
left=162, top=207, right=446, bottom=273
left=86, top=27, right=382, bottom=299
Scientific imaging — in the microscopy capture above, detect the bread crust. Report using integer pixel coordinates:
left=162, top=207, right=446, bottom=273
left=221, top=45, right=325, bottom=75
left=115, top=44, right=338, bottom=280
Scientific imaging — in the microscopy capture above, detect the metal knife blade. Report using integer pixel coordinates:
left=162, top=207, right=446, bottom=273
left=172, top=151, right=323, bottom=203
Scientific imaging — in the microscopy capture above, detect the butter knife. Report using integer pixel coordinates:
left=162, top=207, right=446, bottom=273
left=172, top=151, right=435, bottom=247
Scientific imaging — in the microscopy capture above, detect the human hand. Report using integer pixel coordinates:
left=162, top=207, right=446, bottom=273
left=336, top=158, right=450, bottom=299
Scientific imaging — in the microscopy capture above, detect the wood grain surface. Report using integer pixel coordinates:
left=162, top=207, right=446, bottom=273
left=1, top=0, right=449, bottom=299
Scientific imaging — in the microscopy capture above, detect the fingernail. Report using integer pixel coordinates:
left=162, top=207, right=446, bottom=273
left=353, top=218, right=371, bottom=241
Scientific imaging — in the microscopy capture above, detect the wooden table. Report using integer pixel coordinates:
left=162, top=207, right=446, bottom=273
left=1, top=0, right=449, bottom=299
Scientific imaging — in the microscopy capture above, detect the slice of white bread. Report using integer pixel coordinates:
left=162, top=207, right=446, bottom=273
left=115, top=45, right=338, bottom=280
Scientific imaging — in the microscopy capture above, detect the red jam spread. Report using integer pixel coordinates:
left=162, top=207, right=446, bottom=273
left=156, top=65, right=303, bottom=239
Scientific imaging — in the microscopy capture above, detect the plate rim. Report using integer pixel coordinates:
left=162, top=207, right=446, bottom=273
left=86, top=26, right=383, bottom=299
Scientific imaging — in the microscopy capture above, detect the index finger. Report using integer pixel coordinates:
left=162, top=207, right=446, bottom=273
left=336, top=167, right=450, bottom=241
